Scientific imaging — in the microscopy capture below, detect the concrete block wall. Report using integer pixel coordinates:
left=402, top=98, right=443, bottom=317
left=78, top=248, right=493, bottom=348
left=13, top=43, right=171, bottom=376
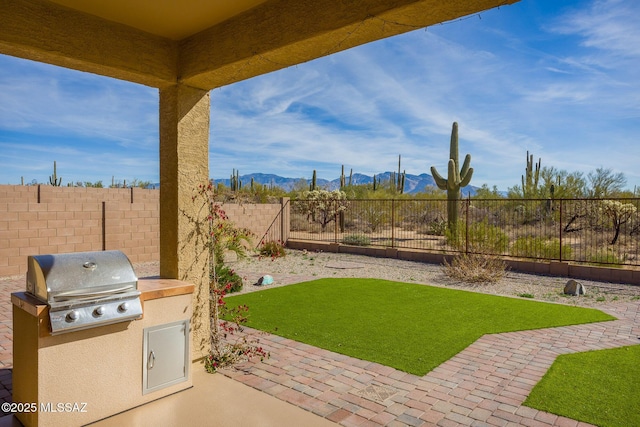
left=0, top=186, right=288, bottom=277
left=104, top=201, right=159, bottom=264
left=0, top=185, right=134, bottom=204
left=0, top=185, right=160, bottom=276
left=222, top=198, right=289, bottom=248
left=0, top=185, right=38, bottom=203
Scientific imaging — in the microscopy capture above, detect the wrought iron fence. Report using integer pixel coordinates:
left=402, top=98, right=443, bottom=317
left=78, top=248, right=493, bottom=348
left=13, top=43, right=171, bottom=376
left=289, top=198, right=640, bottom=266
left=255, top=198, right=290, bottom=250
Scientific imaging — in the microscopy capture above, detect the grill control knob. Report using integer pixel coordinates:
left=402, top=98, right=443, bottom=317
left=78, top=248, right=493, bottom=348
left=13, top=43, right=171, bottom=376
left=66, top=310, right=79, bottom=322
left=118, top=302, right=129, bottom=313
left=94, top=306, right=105, bottom=316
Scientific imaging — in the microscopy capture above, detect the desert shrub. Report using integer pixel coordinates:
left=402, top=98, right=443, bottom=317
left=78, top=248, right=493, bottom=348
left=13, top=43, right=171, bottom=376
left=599, top=199, right=637, bottom=244
left=356, top=202, right=390, bottom=232
left=290, top=214, right=310, bottom=231
left=518, top=293, right=535, bottom=298
left=443, top=253, right=507, bottom=283
left=510, top=236, right=572, bottom=260
left=213, top=264, right=243, bottom=293
left=259, top=240, right=286, bottom=258
left=342, top=234, right=371, bottom=246
left=427, top=218, right=447, bottom=236
left=446, top=219, right=509, bottom=253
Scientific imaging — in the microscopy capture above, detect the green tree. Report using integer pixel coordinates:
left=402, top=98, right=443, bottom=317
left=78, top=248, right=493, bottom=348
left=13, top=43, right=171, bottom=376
left=473, top=184, right=503, bottom=199
left=588, top=167, right=626, bottom=198
left=414, top=185, right=446, bottom=199
left=342, top=183, right=373, bottom=200
left=289, top=178, right=313, bottom=199
left=539, top=167, right=586, bottom=199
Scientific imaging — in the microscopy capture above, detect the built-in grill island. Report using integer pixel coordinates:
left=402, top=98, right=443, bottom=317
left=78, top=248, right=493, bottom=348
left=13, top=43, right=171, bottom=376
left=26, top=251, right=143, bottom=335
left=12, top=250, right=195, bottom=427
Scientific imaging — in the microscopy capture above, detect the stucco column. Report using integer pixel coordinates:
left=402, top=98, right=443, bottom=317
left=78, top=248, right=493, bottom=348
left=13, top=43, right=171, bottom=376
left=159, top=84, right=210, bottom=360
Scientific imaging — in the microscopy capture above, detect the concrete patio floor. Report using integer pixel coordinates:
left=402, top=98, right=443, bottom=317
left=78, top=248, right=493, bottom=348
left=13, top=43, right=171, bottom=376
left=1, top=263, right=639, bottom=426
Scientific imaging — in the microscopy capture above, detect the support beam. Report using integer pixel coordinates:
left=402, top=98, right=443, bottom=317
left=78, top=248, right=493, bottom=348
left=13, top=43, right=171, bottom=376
left=0, top=0, right=177, bottom=88
left=159, top=84, right=210, bottom=359
left=179, top=0, right=517, bottom=90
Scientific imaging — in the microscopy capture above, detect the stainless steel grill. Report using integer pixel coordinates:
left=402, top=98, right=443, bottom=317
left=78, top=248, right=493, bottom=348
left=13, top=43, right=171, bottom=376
left=26, top=250, right=143, bottom=335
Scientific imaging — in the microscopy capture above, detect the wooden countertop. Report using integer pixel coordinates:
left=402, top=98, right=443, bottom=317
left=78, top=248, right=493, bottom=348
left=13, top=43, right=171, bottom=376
left=11, top=292, right=47, bottom=317
left=138, top=277, right=195, bottom=301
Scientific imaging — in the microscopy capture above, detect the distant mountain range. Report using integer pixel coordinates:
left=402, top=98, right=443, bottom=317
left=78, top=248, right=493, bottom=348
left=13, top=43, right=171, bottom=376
left=210, top=172, right=478, bottom=196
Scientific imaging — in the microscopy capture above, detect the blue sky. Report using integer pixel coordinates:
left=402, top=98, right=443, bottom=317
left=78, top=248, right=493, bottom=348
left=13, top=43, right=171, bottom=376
left=1, top=0, right=639, bottom=190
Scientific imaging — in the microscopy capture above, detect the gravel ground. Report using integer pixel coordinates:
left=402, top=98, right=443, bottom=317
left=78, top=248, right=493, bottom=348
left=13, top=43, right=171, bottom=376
left=37, top=249, right=637, bottom=308
left=226, top=249, right=640, bottom=307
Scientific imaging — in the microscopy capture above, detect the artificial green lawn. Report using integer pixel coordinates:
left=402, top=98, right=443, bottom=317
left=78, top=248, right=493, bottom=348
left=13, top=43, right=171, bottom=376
left=524, top=345, right=640, bottom=427
left=225, top=278, right=614, bottom=376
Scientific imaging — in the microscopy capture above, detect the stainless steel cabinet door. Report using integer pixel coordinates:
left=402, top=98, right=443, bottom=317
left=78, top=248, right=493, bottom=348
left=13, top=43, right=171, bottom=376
left=143, top=319, right=190, bottom=394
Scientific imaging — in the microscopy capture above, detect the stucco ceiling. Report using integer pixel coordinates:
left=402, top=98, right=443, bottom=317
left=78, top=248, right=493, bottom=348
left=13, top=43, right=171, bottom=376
left=4, top=0, right=518, bottom=89
left=45, top=0, right=269, bottom=40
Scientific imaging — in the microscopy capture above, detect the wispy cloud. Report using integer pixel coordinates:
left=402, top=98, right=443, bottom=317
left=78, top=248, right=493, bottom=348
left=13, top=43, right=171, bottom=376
left=1, top=0, right=639, bottom=190
left=0, top=56, right=159, bottom=184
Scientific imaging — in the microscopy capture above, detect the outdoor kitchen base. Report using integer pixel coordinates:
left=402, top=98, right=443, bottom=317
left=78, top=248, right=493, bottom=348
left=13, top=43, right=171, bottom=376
left=11, top=278, right=194, bottom=427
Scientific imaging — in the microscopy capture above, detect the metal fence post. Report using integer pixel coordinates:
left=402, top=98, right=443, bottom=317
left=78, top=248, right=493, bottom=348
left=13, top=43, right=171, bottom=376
left=334, top=200, right=338, bottom=243
left=559, top=199, right=563, bottom=262
left=391, top=199, right=396, bottom=248
left=465, top=197, right=470, bottom=254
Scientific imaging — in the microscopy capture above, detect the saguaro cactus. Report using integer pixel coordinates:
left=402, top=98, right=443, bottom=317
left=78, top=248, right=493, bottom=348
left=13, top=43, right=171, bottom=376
left=230, top=169, right=241, bottom=191
left=396, top=155, right=406, bottom=194
left=522, top=151, right=541, bottom=198
left=310, top=170, right=317, bottom=191
left=49, top=161, right=62, bottom=186
left=430, top=122, right=473, bottom=232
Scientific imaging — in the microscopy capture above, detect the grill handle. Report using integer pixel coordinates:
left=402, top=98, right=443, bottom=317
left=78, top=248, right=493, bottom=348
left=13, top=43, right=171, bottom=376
left=53, top=285, right=136, bottom=301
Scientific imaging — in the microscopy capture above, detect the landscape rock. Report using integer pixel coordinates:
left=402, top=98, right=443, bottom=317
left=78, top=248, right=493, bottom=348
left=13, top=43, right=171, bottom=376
left=256, top=275, right=274, bottom=286
left=564, top=279, right=586, bottom=296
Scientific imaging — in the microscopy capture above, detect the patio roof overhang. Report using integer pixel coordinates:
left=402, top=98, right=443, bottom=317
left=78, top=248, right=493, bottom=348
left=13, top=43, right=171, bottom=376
left=1, top=0, right=518, bottom=90
left=0, top=0, right=518, bottom=358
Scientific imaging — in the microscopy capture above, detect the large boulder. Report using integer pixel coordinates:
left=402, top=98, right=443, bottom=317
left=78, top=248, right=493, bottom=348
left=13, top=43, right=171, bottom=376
left=564, top=279, right=586, bottom=296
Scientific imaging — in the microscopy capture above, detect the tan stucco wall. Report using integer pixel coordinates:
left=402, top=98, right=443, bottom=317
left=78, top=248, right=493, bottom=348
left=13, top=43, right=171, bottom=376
left=13, top=293, right=193, bottom=427
left=159, top=85, right=211, bottom=359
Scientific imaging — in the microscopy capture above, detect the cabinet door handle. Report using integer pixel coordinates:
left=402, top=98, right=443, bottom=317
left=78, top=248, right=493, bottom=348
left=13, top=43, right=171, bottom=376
left=148, top=350, right=155, bottom=369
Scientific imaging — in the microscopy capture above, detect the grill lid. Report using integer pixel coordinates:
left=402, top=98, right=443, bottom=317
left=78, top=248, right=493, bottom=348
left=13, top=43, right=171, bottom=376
left=27, top=250, right=138, bottom=303
left=26, top=250, right=142, bottom=335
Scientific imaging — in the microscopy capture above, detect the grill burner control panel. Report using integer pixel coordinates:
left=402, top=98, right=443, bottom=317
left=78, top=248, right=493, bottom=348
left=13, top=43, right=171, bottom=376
left=49, top=297, right=143, bottom=335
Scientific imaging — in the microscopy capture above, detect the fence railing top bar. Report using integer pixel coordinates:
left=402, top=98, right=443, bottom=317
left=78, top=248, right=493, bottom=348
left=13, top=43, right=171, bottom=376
left=292, top=197, right=640, bottom=202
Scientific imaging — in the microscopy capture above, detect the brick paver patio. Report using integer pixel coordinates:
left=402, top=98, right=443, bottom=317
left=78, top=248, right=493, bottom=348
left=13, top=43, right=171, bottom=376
left=1, top=262, right=639, bottom=426
left=222, top=301, right=639, bottom=427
